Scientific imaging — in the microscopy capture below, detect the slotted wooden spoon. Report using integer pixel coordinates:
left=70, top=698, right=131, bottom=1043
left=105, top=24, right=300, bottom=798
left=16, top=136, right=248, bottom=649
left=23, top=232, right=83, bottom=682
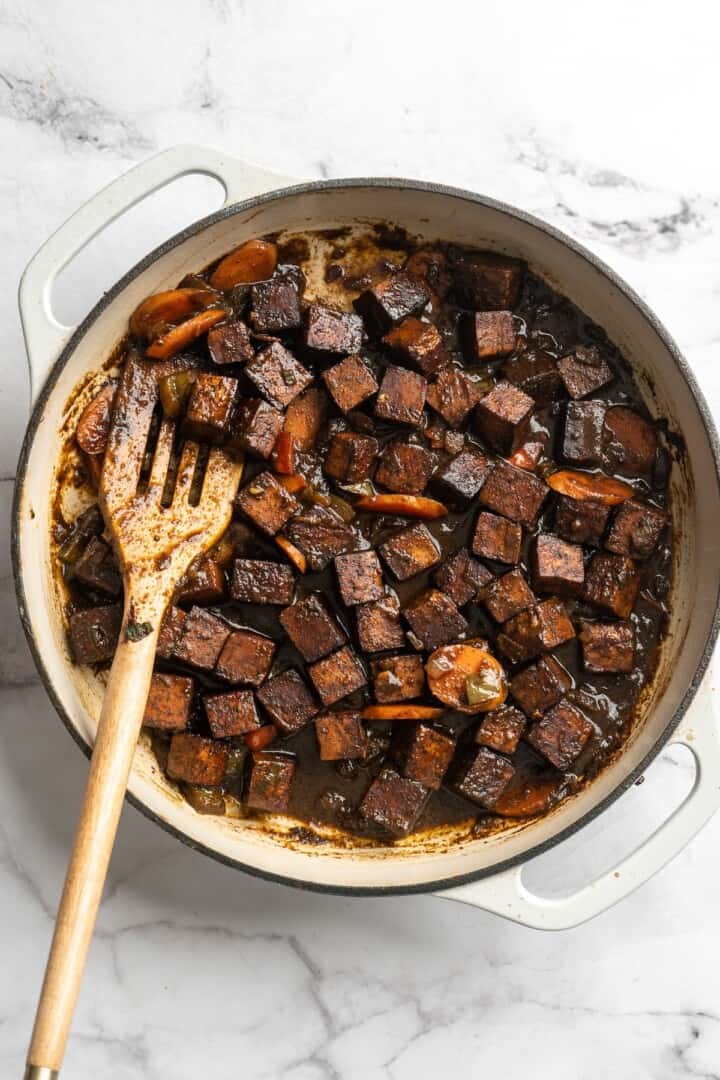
left=25, top=357, right=243, bottom=1080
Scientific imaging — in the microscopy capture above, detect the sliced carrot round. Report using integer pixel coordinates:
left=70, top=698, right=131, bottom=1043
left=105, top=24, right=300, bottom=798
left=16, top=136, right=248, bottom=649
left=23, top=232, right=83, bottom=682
left=76, top=382, right=116, bottom=455
left=547, top=468, right=634, bottom=505
left=146, top=309, right=226, bottom=360
left=426, top=643, right=507, bottom=714
left=354, top=494, right=448, bottom=519
left=129, top=288, right=218, bottom=340
left=362, top=705, right=446, bottom=721
left=493, top=775, right=563, bottom=817
left=210, top=239, right=278, bottom=290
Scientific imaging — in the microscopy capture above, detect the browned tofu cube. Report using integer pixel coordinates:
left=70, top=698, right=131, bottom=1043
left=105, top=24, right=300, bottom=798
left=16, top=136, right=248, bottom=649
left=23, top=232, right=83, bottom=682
left=375, top=440, right=434, bottom=495
left=527, top=700, right=593, bottom=770
left=451, top=746, right=515, bottom=809
left=215, top=629, right=276, bottom=686
left=578, top=621, right=635, bottom=674
left=207, top=320, right=254, bottom=365
left=354, top=271, right=429, bottom=336
left=557, top=345, right=613, bottom=399
left=426, top=365, right=480, bottom=428
left=335, top=550, right=384, bottom=606
left=283, top=504, right=360, bottom=571
left=315, top=710, right=368, bottom=760
left=393, top=724, right=455, bottom=790
left=231, top=558, right=295, bottom=604
left=204, top=689, right=262, bottom=739
left=176, top=557, right=225, bottom=605
left=433, top=548, right=493, bottom=607
left=502, top=349, right=562, bottom=405
left=303, top=303, right=364, bottom=357
left=562, top=401, right=606, bottom=466
left=404, top=248, right=452, bottom=297
left=509, top=655, right=571, bottom=719
left=174, top=606, right=230, bottom=670
left=156, top=606, right=186, bottom=660
left=182, top=372, right=239, bottom=444
left=235, top=471, right=299, bottom=536
left=463, top=310, right=516, bottom=361
left=249, top=266, right=304, bottom=334
left=478, top=458, right=548, bottom=529
left=246, top=752, right=296, bottom=812
left=475, top=380, right=534, bottom=455
left=372, top=654, right=425, bottom=702
left=324, top=431, right=379, bottom=482
left=382, top=317, right=448, bottom=376
left=279, top=594, right=346, bottom=662
left=167, top=732, right=229, bottom=786
left=582, top=553, right=640, bottom=618
left=532, top=534, right=585, bottom=595
left=374, top=365, right=427, bottom=427
left=431, top=446, right=493, bottom=506
left=453, top=252, right=525, bottom=310
left=359, top=767, right=429, bottom=836
left=475, top=704, right=526, bottom=755
left=554, top=494, right=610, bottom=547
left=257, top=669, right=318, bottom=734
left=479, top=569, right=535, bottom=623
left=71, top=536, right=121, bottom=597
left=403, top=589, right=468, bottom=650
left=245, top=341, right=312, bottom=410
left=322, top=354, right=378, bottom=413
left=605, top=499, right=668, bottom=560
left=308, top=646, right=367, bottom=706
left=379, top=523, right=441, bottom=582
left=282, top=387, right=329, bottom=451
left=472, top=511, right=522, bottom=565
left=356, top=594, right=405, bottom=652
left=498, top=598, right=575, bottom=664
left=143, top=673, right=193, bottom=732
left=603, top=406, right=658, bottom=475
left=227, top=398, right=283, bottom=460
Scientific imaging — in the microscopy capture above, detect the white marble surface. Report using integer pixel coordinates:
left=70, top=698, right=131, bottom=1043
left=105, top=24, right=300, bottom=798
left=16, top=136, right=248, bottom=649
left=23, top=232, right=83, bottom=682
left=2, top=1, right=720, bottom=1076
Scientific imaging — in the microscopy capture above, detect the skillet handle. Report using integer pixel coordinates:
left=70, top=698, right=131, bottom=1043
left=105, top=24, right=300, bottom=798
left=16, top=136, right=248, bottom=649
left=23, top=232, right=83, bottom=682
left=435, top=668, right=720, bottom=929
left=18, top=144, right=296, bottom=406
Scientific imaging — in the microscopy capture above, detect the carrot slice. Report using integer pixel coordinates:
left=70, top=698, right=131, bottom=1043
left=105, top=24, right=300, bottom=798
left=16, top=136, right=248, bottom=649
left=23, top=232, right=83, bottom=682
left=210, top=239, right=278, bottom=290
left=425, top=643, right=507, bottom=714
left=547, top=468, right=634, bottom=505
left=76, top=382, right=116, bottom=455
left=245, top=724, right=277, bottom=752
left=273, top=432, right=297, bottom=474
left=276, top=534, right=307, bottom=573
left=355, top=494, right=448, bottom=519
left=146, top=309, right=226, bottom=360
left=493, top=776, right=563, bottom=818
left=129, top=288, right=218, bottom=340
left=277, top=473, right=306, bottom=494
left=362, top=705, right=446, bottom=721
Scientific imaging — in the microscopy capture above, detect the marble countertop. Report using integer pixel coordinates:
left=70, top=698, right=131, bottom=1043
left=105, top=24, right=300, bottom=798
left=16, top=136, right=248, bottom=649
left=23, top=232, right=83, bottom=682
left=2, top=1, right=720, bottom=1076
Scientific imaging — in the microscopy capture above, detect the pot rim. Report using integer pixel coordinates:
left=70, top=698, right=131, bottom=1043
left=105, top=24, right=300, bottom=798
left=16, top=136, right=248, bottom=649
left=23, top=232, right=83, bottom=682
left=12, top=175, right=720, bottom=896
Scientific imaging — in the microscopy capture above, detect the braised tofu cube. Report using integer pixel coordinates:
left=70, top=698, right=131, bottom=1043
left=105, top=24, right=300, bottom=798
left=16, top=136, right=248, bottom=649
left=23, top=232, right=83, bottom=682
left=382, top=317, right=448, bottom=375
left=207, top=320, right=254, bottom=365
left=71, top=536, right=121, bottom=598
left=463, top=310, right=516, bottom=361
left=174, top=606, right=230, bottom=671
left=279, top=594, right=346, bottom=662
left=498, top=599, right=575, bottom=664
left=359, top=766, right=429, bottom=836
left=393, top=724, right=455, bottom=790
left=354, top=271, right=429, bottom=336
left=562, top=400, right=606, bottom=466
left=176, top=556, right=225, bottom=605
left=603, top=406, right=658, bottom=475
left=375, top=440, right=434, bottom=495
left=582, top=553, right=640, bottom=618
left=426, top=366, right=480, bottom=428
left=478, top=458, right=548, bottom=529
left=204, top=689, right=262, bottom=739
left=479, top=569, right=535, bottom=623
left=404, top=248, right=453, bottom=297
left=475, top=704, right=526, bottom=755
left=167, top=732, right=228, bottom=786
left=315, top=710, right=368, bottom=761
left=579, top=621, right=635, bottom=674
left=532, top=534, right=585, bottom=595
left=557, top=345, right=613, bottom=399
left=379, top=523, right=441, bottom=582
left=215, top=629, right=276, bottom=686
left=308, top=646, right=367, bottom=706
left=472, top=511, right=522, bottom=565
left=527, top=700, right=593, bottom=770
left=231, top=558, right=295, bottom=604
left=324, top=431, right=379, bottom=482
left=403, top=589, right=468, bottom=650
left=182, top=373, right=239, bottom=444
left=246, top=752, right=296, bottom=812
left=257, top=669, right=318, bottom=734
left=433, top=548, right=493, bottom=607
left=431, top=446, right=493, bottom=506
left=374, top=365, right=427, bottom=427
left=156, top=606, right=186, bottom=660
left=453, top=252, right=525, bottom=311
left=554, top=494, right=610, bottom=547
left=284, top=505, right=360, bottom=571
left=143, top=673, right=193, bottom=732
left=227, top=398, right=283, bottom=459
left=235, top=471, right=299, bottom=536
left=245, top=341, right=312, bottom=410
left=282, top=387, right=329, bottom=451
left=335, top=550, right=384, bottom=606
left=605, top=499, right=668, bottom=560
left=249, top=266, right=304, bottom=334
left=356, top=594, right=405, bottom=652
left=451, top=746, right=515, bottom=809
left=475, top=380, right=534, bottom=455
left=322, top=354, right=378, bottom=412
left=502, top=349, right=562, bottom=405
left=372, top=654, right=425, bottom=702
left=509, top=655, right=571, bottom=719
left=303, top=303, right=364, bottom=357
